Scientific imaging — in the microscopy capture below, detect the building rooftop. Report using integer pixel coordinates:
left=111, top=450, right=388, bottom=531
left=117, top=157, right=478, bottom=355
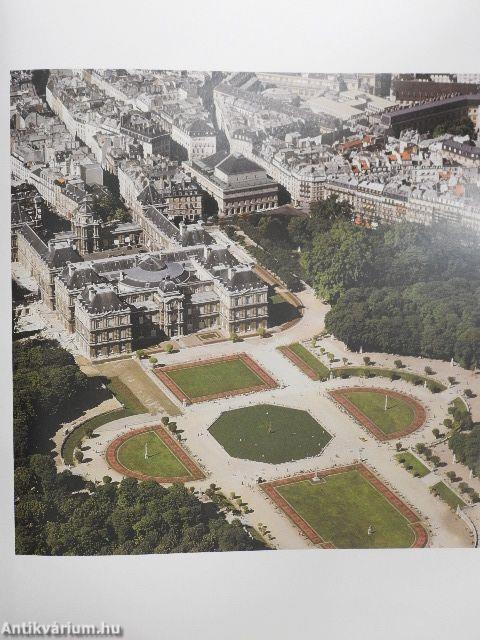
left=121, top=254, right=189, bottom=289
left=215, top=153, right=264, bottom=176
left=79, top=283, right=129, bottom=314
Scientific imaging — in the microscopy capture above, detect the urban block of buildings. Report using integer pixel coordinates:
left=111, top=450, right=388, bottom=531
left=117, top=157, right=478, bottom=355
left=10, top=68, right=480, bottom=360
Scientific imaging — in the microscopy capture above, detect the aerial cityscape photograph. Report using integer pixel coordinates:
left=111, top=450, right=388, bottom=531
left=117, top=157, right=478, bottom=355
left=11, top=67, right=480, bottom=554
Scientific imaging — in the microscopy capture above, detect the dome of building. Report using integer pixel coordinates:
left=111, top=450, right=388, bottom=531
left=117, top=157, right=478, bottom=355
left=121, top=255, right=187, bottom=289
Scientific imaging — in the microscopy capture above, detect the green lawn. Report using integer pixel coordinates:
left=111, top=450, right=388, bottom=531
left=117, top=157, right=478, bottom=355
left=333, top=366, right=446, bottom=393
left=395, top=451, right=430, bottom=477
left=451, top=397, right=469, bottom=415
left=209, top=404, right=331, bottom=463
left=165, top=358, right=265, bottom=399
left=63, top=377, right=147, bottom=465
left=116, top=430, right=191, bottom=478
left=277, top=470, right=416, bottom=548
left=63, top=408, right=131, bottom=465
left=107, top=377, right=147, bottom=413
left=286, top=343, right=330, bottom=379
left=431, top=481, right=466, bottom=510
left=343, top=390, right=414, bottom=434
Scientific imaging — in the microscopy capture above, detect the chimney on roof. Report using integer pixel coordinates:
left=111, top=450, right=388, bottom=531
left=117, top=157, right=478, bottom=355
left=179, top=222, right=186, bottom=238
left=227, top=266, right=235, bottom=280
left=68, top=263, right=75, bottom=277
left=88, top=286, right=96, bottom=303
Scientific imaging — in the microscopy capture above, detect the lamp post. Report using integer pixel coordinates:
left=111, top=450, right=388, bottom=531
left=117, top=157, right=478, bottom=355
left=266, top=410, right=272, bottom=434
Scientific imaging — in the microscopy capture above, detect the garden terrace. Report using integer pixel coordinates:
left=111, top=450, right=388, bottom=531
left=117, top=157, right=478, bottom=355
left=154, top=353, right=277, bottom=404
left=268, top=291, right=301, bottom=328
left=261, top=464, right=427, bottom=549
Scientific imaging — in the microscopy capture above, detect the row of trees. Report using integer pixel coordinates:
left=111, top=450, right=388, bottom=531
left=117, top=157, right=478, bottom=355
left=15, top=456, right=265, bottom=555
left=448, top=402, right=480, bottom=477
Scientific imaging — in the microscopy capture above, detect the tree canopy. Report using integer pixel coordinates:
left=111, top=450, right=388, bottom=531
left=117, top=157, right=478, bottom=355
left=298, top=215, right=480, bottom=369
left=15, top=456, right=266, bottom=555
left=13, top=339, right=89, bottom=463
left=13, top=339, right=267, bottom=555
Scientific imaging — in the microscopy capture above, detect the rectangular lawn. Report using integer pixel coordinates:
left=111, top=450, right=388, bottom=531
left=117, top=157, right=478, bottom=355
left=164, top=358, right=265, bottom=399
left=432, top=481, right=466, bottom=510
left=396, top=451, right=430, bottom=477
left=286, top=343, right=330, bottom=379
left=276, top=470, right=416, bottom=548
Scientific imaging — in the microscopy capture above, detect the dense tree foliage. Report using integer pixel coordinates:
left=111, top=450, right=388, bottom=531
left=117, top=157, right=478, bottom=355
left=91, top=191, right=130, bottom=223
left=433, top=117, right=477, bottom=141
left=15, top=456, right=266, bottom=555
left=233, top=198, right=352, bottom=291
left=13, top=340, right=89, bottom=464
left=13, top=340, right=266, bottom=554
left=297, top=216, right=480, bottom=368
left=235, top=215, right=303, bottom=291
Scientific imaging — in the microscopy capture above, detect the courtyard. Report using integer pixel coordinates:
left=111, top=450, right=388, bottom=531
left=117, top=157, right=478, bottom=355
left=208, top=404, right=331, bottom=464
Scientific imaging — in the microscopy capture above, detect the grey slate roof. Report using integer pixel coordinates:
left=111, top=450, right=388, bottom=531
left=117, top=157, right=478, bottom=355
left=187, top=118, right=215, bottom=137
left=143, top=205, right=180, bottom=239
left=215, top=153, right=263, bottom=175
left=46, top=246, right=83, bottom=269
left=79, top=285, right=128, bottom=314
left=60, top=265, right=104, bottom=290
left=137, top=183, right=163, bottom=206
